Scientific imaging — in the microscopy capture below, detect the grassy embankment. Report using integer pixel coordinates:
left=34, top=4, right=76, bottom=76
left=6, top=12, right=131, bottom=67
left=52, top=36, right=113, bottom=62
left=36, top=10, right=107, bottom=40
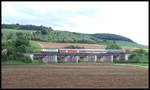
left=2, top=61, right=149, bottom=68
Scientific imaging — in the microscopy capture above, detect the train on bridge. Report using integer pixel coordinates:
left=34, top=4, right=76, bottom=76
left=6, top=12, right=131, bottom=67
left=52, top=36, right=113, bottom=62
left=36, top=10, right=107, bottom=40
left=41, top=49, right=125, bottom=54
left=25, top=49, right=129, bottom=63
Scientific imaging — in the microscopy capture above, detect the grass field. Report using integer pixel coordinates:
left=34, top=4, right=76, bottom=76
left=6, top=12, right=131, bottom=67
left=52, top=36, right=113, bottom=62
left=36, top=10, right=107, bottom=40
left=29, top=41, right=42, bottom=53
left=2, top=29, right=36, bottom=33
left=2, top=64, right=148, bottom=88
left=2, top=60, right=149, bottom=68
left=114, top=63, right=149, bottom=68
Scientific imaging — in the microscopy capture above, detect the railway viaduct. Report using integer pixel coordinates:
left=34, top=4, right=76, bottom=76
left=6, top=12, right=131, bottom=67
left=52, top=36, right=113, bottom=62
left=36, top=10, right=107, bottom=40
left=26, top=49, right=130, bottom=63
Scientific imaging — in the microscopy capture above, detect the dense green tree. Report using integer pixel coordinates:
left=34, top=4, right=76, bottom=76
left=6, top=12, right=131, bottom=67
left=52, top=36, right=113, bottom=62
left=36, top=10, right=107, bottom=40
left=16, top=32, right=24, bottom=37
left=16, top=45, right=26, bottom=53
left=2, top=24, right=53, bottom=31
left=7, top=33, right=13, bottom=40
left=64, top=45, right=84, bottom=49
left=125, top=49, right=131, bottom=54
left=41, top=29, right=48, bottom=35
left=106, top=43, right=121, bottom=49
left=15, top=36, right=29, bottom=47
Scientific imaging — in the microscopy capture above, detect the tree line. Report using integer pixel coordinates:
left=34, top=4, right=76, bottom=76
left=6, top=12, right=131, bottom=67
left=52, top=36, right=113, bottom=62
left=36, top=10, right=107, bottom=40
left=2, top=24, right=53, bottom=31
left=89, top=33, right=134, bottom=42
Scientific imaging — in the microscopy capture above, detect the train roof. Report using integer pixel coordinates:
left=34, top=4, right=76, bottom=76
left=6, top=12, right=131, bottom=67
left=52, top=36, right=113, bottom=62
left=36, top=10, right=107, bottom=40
left=41, top=49, right=125, bottom=51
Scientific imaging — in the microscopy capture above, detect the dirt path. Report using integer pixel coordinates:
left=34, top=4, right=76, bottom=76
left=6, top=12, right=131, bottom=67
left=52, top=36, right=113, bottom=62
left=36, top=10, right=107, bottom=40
left=2, top=64, right=148, bottom=88
left=33, top=41, right=106, bottom=49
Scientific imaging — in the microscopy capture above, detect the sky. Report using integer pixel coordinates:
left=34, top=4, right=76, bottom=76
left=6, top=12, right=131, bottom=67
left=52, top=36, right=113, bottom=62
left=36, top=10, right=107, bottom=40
left=2, top=1, right=149, bottom=46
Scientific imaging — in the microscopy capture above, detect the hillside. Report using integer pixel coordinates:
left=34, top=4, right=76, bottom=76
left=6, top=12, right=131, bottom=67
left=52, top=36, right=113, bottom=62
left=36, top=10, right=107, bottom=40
left=2, top=28, right=105, bottom=44
left=87, top=33, right=147, bottom=48
left=2, top=24, right=104, bottom=44
left=88, top=33, right=134, bottom=42
left=2, top=24, right=147, bottom=49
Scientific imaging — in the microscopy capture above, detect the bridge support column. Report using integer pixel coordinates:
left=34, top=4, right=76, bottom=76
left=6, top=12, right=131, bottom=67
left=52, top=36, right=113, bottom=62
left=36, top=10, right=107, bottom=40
left=86, top=56, right=89, bottom=61
left=125, top=54, right=128, bottom=61
left=63, top=56, right=70, bottom=62
left=99, top=56, right=104, bottom=62
left=95, top=55, right=97, bottom=62
left=115, top=56, right=120, bottom=60
left=30, top=54, right=34, bottom=61
left=42, top=55, right=57, bottom=63
left=103, top=55, right=113, bottom=62
left=110, top=55, right=113, bottom=62
left=75, top=56, right=79, bottom=63
left=54, top=55, right=57, bottom=63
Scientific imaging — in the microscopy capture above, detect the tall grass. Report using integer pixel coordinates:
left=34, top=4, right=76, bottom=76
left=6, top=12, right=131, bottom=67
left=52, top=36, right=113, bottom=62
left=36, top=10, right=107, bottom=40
left=2, top=60, right=27, bottom=65
left=2, top=60, right=46, bottom=65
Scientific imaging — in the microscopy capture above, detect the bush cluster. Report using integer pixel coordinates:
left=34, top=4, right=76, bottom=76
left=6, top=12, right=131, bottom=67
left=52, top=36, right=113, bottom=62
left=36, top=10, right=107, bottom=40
left=2, top=33, right=33, bottom=63
left=64, top=45, right=84, bottom=49
left=114, top=49, right=148, bottom=63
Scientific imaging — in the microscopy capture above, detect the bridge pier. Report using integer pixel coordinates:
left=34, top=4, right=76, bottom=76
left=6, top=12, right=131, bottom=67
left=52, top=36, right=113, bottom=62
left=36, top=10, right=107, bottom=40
left=78, top=56, right=88, bottom=62
left=125, top=54, right=130, bottom=61
left=96, top=55, right=113, bottom=62
left=42, top=55, right=57, bottom=63
left=62, top=56, right=70, bottom=62
left=75, top=56, right=79, bottom=63
left=113, top=54, right=129, bottom=61
left=60, top=56, right=79, bottom=63
left=95, top=55, right=97, bottom=62
left=104, top=55, right=113, bottom=62
left=114, top=56, right=120, bottom=60
left=85, top=56, right=97, bottom=62
left=110, top=55, right=113, bottom=62
left=70, top=56, right=78, bottom=63
left=54, top=55, right=57, bottom=63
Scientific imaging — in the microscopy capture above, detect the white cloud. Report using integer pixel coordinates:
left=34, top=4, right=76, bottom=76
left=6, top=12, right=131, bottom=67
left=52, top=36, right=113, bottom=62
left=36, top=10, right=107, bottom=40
left=2, top=1, right=148, bottom=46
left=53, top=2, right=148, bottom=46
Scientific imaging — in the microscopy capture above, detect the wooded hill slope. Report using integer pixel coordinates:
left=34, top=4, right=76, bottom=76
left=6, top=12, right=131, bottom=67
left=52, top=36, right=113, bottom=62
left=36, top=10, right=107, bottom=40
left=2, top=24, right=147, bottom=48
left=88, top=33, right=134, bottom=42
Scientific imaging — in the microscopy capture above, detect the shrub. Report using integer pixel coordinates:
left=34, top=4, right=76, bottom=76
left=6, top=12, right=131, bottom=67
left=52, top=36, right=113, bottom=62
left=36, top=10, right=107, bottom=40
left=15, top=53, right=32, bottom=63
left=106, top=43, right=121, bottom=49
left=113, top=60, right=140, bottom=63
left=64, top=45, right=84, bottom=49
